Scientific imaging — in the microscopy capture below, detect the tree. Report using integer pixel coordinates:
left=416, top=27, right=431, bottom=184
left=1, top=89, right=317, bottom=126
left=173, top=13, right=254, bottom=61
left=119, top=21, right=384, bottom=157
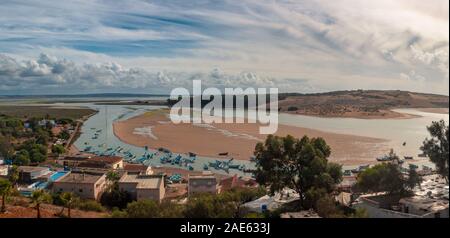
left=52, top=144, right=65, bottom=155
left=0, top=179, right=12, bottom=213
left=30, top=190, right=52, bottom=218
left=421, top=120, right=449, bottom=182
left=356, top=162, right=412, bottom=195
left=216, top=187, right=267, bottom=218
left=100, top=188, right=132, bottom=210
left=0, top=135, right=14, bottom=160
left=253, top=135, right=342, bottom=208
left=315, top=195, right=344, bottom=218
left=12, top=149, right=31, bottom=166
left=406, top=167, right=422, bottom=190
left=8, top=165, right=19, bottom=187
left=58, top=130, right=71, bottom=140
left=60, top=192, right=76, bottom=218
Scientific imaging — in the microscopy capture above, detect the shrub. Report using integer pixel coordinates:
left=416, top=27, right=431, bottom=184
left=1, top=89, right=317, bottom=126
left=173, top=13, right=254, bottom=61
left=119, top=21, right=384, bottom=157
left=75, top=200, right=105, bottom=212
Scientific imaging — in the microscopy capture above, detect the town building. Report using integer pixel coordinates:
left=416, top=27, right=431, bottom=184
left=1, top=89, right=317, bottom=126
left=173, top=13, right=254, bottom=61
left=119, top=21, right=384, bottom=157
left=118, top=172, right=165, bottom=202
left=52, top=171, right=107, bottom=200
left=353, top=175, right=449, bottom=218
left=17, top=166, right=51, bottom=184
left=59, top=156, right=123, bottom=170
left=188, top=172, right=218, bottom=196
left=123, top=163, right=153, bottom=175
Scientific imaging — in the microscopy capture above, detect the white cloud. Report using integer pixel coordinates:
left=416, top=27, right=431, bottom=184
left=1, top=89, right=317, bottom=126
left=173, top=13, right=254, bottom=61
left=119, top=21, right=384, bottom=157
left=0, top=0, right=448, bottom=95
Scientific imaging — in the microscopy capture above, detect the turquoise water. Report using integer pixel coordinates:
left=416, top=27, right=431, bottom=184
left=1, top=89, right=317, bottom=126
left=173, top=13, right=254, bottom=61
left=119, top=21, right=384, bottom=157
left=50, top=171, right=68, bottom=181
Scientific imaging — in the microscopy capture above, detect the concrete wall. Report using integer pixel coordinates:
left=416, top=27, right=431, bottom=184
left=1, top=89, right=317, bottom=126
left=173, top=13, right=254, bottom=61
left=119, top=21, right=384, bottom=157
left=188, top=178, right=217, bottom=196
left=53, top=175, right=107, bottom=200
left=354, top=202, right=421, bottom=218
left=119, top=181, right=165, bottom=202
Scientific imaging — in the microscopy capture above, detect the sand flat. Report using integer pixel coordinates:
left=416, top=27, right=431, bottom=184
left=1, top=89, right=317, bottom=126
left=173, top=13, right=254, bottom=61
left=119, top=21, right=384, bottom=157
left=113, top=110, right=390, bottom=165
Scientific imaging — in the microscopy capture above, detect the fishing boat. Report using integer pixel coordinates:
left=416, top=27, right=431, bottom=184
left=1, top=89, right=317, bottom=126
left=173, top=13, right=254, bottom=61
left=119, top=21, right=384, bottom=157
left=84, top=146, right=92, bottom=152
left=188, top=152, right=197, bottom=157
left=229, top=164, right=240, bottom=169
left=219, top=152, right=229, bottom=156
left=376, top=155, right=392, bottom=162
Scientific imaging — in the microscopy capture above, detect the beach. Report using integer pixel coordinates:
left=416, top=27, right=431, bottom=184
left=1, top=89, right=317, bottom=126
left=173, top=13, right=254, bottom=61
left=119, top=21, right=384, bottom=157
left=113, top=110, right=390, bottom=165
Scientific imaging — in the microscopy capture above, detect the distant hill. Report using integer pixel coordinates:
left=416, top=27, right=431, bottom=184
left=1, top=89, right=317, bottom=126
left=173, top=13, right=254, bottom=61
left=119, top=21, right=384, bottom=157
left=278, top=90, right=449, bottom=119
left=0, top=93, right=168, bottom=99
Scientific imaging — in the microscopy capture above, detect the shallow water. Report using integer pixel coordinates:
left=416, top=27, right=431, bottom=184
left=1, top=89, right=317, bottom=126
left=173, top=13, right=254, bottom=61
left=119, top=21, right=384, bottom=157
left=68, top=103, right=448, bottom=174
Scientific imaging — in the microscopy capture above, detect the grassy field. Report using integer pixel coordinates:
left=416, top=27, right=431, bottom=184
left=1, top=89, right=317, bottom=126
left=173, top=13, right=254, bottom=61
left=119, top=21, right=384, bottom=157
left=0, top=105, right=97, bottom=120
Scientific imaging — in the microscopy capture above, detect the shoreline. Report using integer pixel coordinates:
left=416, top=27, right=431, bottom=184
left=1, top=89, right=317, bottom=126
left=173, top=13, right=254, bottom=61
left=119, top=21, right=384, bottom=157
left=283, top=108, right=421, bottom=120
left=113, top=110, right=390, bottom=165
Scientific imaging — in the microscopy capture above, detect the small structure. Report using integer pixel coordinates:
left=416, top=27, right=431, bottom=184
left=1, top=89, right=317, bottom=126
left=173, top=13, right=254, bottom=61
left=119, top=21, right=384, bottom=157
left=18, top=166, right=51, bottom=184
left=242, top=188, right=300, bottom=213
left=0, top=165, right=9, bottom=177
left=52, top=171, right=107, bottom=200
left=353, top=175, right=449, bottom=218
left=118, top=172, right=165, bottom=202
left=188, top=172, right=218, bottom=197
left=123, top=163, right=153, bottom=175
left=61, top=156, right=124, bottom=170
left=81, top=156, right=124, bottom=169
left=399, top=197, right=449, bottom=218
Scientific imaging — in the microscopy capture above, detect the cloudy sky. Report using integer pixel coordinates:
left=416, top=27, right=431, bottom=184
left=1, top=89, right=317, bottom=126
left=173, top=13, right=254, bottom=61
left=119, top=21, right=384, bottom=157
left=0, top=0, right=448, bottom=95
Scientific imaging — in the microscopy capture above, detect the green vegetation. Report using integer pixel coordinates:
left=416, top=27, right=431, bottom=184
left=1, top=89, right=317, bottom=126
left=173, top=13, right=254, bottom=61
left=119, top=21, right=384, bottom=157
left=60, top=192, right=76, bottom=218
left=421, top=120, right=449, bottom=182
left=253, top=135, right=342, bottom=209
left=0, top=105, right=95, bottom=121
left=58, top=130, right=70, bottom=140
left=74, top=199, right=105, bottom=212
left=30, top=190, right=52, bottom=218
left=356, top=156, right=421, bottom=196
left=51, top=144, right=65, bottom=155
left=111, top=187, right=266, bottom=218
left=100, top=171, right=132, bottom=209
left=0, top=179, right=12, bottom=213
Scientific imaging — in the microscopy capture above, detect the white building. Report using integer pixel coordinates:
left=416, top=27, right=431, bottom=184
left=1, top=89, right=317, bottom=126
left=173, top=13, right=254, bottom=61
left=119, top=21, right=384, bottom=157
left=118, top=172, right=165, bottom=202
left=242, top=188, right=299, bottom=213
left=354, top=175, right=449, bottom=218
left=0, top=165, right=9, bottom=177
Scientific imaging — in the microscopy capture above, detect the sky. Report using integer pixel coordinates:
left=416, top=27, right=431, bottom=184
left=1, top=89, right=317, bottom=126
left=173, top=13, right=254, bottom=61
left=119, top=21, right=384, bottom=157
left=0, top=0, right=448, bottom=95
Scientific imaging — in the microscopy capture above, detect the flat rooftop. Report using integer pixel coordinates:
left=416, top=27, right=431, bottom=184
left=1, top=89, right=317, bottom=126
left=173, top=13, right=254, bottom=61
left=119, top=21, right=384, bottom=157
left=55, top=172, right=104, bottom=184
left=119, top=173, right=162, bottom=189
left=88, top=156, right=123, bottom=164
left=18, top=166, right=50, bottom=173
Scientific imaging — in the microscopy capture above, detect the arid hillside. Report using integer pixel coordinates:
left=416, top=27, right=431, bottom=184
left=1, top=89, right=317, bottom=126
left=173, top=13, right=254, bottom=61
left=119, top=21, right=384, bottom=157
left=278, top=90, right=449, bottom=119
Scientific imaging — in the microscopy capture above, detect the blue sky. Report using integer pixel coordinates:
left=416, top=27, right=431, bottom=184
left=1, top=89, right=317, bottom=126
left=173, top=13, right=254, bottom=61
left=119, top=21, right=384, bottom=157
left=0, top=0, right=448, bottom=95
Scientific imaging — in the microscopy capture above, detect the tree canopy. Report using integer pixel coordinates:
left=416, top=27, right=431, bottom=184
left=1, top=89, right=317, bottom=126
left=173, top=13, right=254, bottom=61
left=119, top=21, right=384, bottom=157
left=253, top=135, right=342, bottom=208
left=421, top=120, right=449, bottom=182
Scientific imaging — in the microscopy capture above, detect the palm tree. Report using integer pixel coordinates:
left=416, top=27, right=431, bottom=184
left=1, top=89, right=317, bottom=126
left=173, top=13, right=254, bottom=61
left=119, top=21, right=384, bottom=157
left=30, top=190, right=52, bottom=218
left=0, top=179, right=12, bottom=213
left=8, top=165, right=19, bottom=188
left=61, top=192, right=76, bottom=218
